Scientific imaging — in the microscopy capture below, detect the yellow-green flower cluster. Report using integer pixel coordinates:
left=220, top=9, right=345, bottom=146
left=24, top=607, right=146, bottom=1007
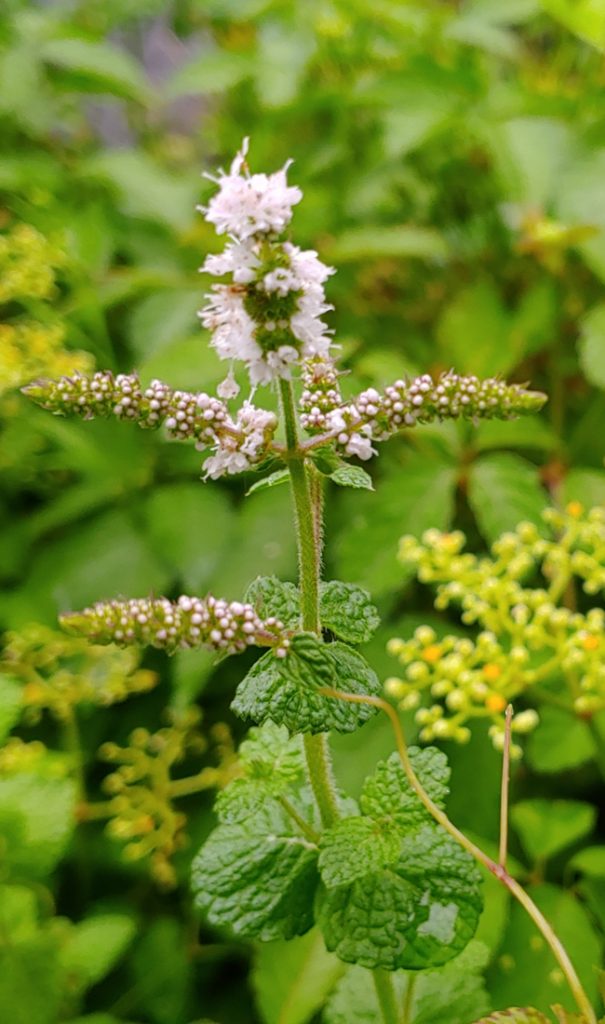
left=92, top=711, right=236, bottom=888
left=0, top=223, right=93, bottom=394
left=1, top=623, right=158, bottom=723
left=388, top=503, right=605, bottom=751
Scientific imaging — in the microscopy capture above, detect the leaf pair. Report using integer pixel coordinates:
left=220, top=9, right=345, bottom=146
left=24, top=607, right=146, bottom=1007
left=192, top=727, right=483, bottom=971
left=245, top=575, right=381, bottom=644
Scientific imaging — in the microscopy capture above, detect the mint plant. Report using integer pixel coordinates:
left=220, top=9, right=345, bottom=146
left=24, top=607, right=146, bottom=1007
left=23, top=142, right=598, bottom=1024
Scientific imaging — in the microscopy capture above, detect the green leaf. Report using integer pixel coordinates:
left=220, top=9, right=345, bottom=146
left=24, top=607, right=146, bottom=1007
left=130, top=918, right=192, bottom=1024
left=330, top=465, right=374, bottom=491
left=559, top=468, right=605, bottom=509
left=128, top=289, right=201, bottom=361
left=324, top=941, right=490, bottom=1024
left=0, top=932, right=63, bottom=1024
left=142, top=484, right=234, bottom=593
left=231, top=636, right=380, bottom=734
left=191, top=801, right=319, bottom=940
left=526, top=708, right=597, bottom=774
left=318, top=825, right=482, bottom=970
left=0, top=773, right=77, bottom=878
left=41, top=38, right=150, bottom=103
left=216, top=721, right=306, bottom=822
left=569, top=846, right=605, bottom=878
left=317, top=749, right=480, bottom=970
left=166, top=49, right=254, bottom=98
left=437, top=282, right=519, bottom=376
left=579, top=304, right=605, bottom=388
left=334, top=453, right=457, bottom=599
left=80, top=151, right=198, bottom=230
left=489, top=883, right=601, bottom=1009
left=0, top=673, right=22, bottom=742
left=467, top=454, right=547, bottom=543
left=253, top=928, right=343, bottom=1024
left=511, top=799, right=596, bottom=862
left=360, top=749, right=450, bottom=830
left=0, top=884, right=38, bottom=941
left=60, top=914, right=137, bottom=992
left=538, top=0, right=605, bottom=51
left=319, top=581, right=380, bottom=643
left=471, top=1011, right=551, bottom=1023
left=326, top=226, right=449, bottom=262
left=319, top=817, right=401, bottom=887
left=245, top=576, right=301, bottom=628
left=247, top=469, right=290, bottom=496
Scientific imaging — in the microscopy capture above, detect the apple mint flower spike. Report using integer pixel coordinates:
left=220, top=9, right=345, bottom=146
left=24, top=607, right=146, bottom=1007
left=300, top=371, right=547, bottom=457
left=199, top=140, right=334, bottom=385
left=23, top=372, right=278, bottom=479
left=60, top=595, right=291, bottom=658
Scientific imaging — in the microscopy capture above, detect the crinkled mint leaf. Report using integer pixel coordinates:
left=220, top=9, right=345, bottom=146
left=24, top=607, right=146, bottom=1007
left=245, top=575, right=301, bottom=628
left=319, top=816, right=401, bottom=888
left=319, top=582, right=380, bottom=643
left=232, top=635, right=380, bottom=734
left=324, top=940, right=490, bottom=1024
left=192, top=802, right=319, bottom=941
left=246, top=468, right=290, bottom=496
left=360, top=748, right=450, bottom=831
left=318, top=824, right=482, bottom=970
left=216, top=721, right=307, bottom=822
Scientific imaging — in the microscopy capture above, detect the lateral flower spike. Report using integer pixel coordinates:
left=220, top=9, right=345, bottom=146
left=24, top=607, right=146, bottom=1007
left=300, top=368, right=547, bottom=458
left=22, top=372, right=278, bottom=479
left=60, top=595, right=291, bottom=658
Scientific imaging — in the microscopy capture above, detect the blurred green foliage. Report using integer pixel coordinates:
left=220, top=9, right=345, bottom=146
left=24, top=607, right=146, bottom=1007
left=2, top=0, right=605, bottom=1021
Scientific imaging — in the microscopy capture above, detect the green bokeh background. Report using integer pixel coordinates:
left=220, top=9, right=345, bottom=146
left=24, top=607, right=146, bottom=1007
left=1, top=1, right=605, bottom=1021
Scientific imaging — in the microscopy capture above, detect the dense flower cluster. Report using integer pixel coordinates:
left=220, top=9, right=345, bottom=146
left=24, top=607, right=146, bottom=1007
left=387, top=504, right=605, bottom=751
left=1, top=623, right=157, bottom=724
left=23, top=371, right=277, bottom=478
left=199, top=139, right=334, bottom=385
left=60, top=594, right=291, bottom=657
left=300, top=370, right=546, bottom=458
left=94, top=710, right=236, bottom=888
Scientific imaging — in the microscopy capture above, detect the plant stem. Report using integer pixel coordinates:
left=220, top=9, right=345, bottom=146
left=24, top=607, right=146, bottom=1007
left=401, top=975, right=416, bottom=1024
left=279, top=379, right=340, bottom=829
left=373, top=969, right=401, bottom=1024
left=321, top=688, right=597, bottom=1024
left=499, top=704, right=513, bottom=871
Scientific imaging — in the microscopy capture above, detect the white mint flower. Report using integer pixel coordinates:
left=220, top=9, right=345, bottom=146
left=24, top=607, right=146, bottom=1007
left=217, top=369, right=240, bottom=400
left=201, top=240, right=261, bottom=284
left=202, top=138, right=302, bottom=241
left=199, top=286, right=261, bottom=364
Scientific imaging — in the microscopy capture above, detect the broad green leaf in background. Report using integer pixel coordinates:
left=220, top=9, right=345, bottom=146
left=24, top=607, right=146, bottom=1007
left=526, top=708, right=597, bottom=774
left=232, top=636, right=380, bottom=734
left=558, top=468, right=605, bottom=508
left=59, top=914, right=137, bottom=993
left=578, top=304, right=605, bottom=389
left=511, top=799, right=596, bottom=863
left=319, top=581, right=380, bottom=643
left=334, top=452, right=457, bottom=599
left=436, top=282, right=518, bottom=377
left=326, top=226, right=448, bottom=263
left=538, top=0, right=605, bottom=50
left=323, top=941, right=490, bottom=1023
left=130, top=919, right=192, bottom=1024
left=142, top=483, right=234, bottom=593
left=568, top=846, right=605, bottom=879
left=80, top=151, right=199, bottom=231
left=253, top=928, right=344, bottom=1024
left=0, top=673, right=22, bottom=741
left=492, top=118, right=572, bottom=206
left=191, top=801, right=319, bottom=941
left=0, top=931, right=64, bottom=1024
left=488, top=883, right=601, bottom=1010
left=467, top=453, right=547, bottom=543
left=0, top=773, right=77, bottom=878
left=128, top=290, right=202, bottom=362
left=41, top=38, right=151, bottom=103
left=165, top=48, right=254, bottom=98
left=255, top=23, right=315, bottom=108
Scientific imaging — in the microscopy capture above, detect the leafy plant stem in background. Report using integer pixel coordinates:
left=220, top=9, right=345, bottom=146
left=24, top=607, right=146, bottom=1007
left=321, top=687, right=598, bottom=1024
left=373, top=968, right=401, bottom=1024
